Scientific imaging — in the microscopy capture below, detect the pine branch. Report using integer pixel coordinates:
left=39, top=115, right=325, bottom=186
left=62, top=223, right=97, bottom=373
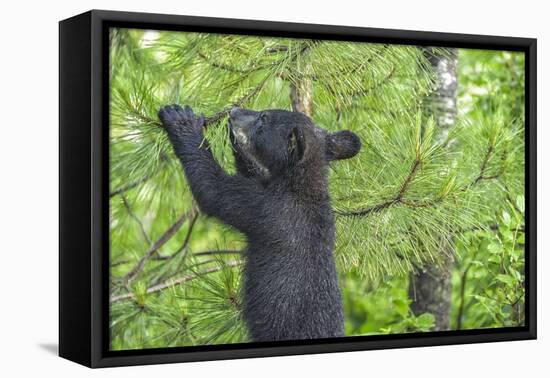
left=148, top=210, right=200, bottom=286
left=318, top=44, right=390, bottom=81
left=460, top=143, right=507, bottom=193
left=123, top=208, right=198, bottom=284
left=193, top=250, right=242, bottom=256
left=111, top=259, right=131, bottom=267
left=155, top=210, right=199, bottom=260
left=283, top=41, right=386, bottom=83
left=110, top=152, right=170, bottom=198
left=197, top=50, right=279, bottom=75
left=337, top=133, right=508, bottom=218
left=397, top=159, right=420, bottom=199
left=197, top=51, right=254, bottom=74
left=204, top=78, right=270, bottom=126
left=110, top=171, right=155, bottom=198
left=473, top=144, right=494, bottom=185
left=348, top=65, right=397, bottom=100
left=111, top=79, right=270, bottom=195
left=204, top=42, right=320, bottom=123
left=336, top=158, right=423, bottom=217
left=179, top=41, right=313, bottom=129
left=265, top=45, right=289, bottom=54
left=121, top=195, right=152, bottom=246
left=501, top=180, right=522, bottom=214
left=110, top=260, right=243, bottom=303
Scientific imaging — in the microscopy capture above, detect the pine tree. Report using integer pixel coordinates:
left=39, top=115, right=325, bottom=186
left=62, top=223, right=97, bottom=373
left=408, top=47, right=458, bottom=331
left=107, top=28, right=525, bottom=349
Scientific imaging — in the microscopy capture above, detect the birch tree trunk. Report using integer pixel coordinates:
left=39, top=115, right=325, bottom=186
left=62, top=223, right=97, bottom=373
left=408, top=48, right=458, bottom=331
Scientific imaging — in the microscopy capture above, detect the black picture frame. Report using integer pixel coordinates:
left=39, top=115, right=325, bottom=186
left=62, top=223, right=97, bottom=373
left=59, top=9, right=537, bottom=368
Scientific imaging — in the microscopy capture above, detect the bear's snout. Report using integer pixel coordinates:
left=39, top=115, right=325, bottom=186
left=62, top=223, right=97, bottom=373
left=229, top=107, right=259, bottom=129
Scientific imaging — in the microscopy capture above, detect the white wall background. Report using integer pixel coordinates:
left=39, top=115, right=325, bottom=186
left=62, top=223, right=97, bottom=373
left=0, top=0, right=546, bottom=376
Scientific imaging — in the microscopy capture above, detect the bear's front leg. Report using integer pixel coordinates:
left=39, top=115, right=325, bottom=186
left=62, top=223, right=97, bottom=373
left=158, top=104, right=210, bottom=168
left=158, top=104, right=265, bottom=234
left=158, top=104, right=217, bottom=187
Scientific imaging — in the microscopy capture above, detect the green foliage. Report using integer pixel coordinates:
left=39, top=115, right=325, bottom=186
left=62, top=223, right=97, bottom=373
left=450, top=203, right=525, bottom=329
left=448, top=49, right=526, bottom=330
left=343, top=275, right=435, bottom=335
left=458, top=50, right=525, bottom=121
left=108, top=28, right=525, bottom=350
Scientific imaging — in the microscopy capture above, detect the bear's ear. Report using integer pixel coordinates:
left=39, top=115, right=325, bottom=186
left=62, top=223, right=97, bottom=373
left=325, top=130, right=361, bottom=161
left=288, top=126, right=306, bottom=164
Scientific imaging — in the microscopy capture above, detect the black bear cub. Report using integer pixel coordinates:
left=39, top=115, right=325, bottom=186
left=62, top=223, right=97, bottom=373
left=158, top=105, right=361, bottom=342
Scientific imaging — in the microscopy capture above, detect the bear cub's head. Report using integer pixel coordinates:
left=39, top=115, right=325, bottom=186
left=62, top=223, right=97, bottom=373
left=228, top=107, right=361, bottom=181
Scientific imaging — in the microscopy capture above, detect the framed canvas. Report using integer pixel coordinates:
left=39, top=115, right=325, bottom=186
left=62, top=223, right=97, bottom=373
left=59, top=10, right=537, bottom=368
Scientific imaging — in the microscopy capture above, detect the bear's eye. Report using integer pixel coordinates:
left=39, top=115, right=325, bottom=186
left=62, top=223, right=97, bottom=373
left=260, top=112, right=268, bottom=122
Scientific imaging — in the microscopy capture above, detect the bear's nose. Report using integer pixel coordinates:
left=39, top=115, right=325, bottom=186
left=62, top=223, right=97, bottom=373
left=229, top=106, right=241, bottom=119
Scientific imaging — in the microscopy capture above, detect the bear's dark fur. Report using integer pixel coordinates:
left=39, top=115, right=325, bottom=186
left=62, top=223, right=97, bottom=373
left=158, top=105, right=361, bottom=342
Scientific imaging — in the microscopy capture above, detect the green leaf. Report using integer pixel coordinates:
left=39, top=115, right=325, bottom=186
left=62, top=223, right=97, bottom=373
left=516, top=195, right=525, bottom=213
left=495, top=274, right=515, bottom=287
left=416, top=313, right=435, bottom=330
left=501, top=211, right=511, bottom=226
left=487, top=243, right=502, bottom=254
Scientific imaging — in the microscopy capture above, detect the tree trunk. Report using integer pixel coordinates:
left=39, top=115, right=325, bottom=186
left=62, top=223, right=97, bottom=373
left=290, top=77, right=314, bottom=116
left=290, top=42, right=314, bottom=117
left=408, top=48, right=458, bottom=331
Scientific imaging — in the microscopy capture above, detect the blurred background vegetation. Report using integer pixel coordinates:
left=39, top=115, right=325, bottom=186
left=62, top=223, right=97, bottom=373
left=108, top=28, right=525, bottom=350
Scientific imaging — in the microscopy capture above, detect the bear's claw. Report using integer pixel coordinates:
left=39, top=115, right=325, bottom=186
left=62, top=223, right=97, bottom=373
left=158, top=104, right=205, bottom=133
